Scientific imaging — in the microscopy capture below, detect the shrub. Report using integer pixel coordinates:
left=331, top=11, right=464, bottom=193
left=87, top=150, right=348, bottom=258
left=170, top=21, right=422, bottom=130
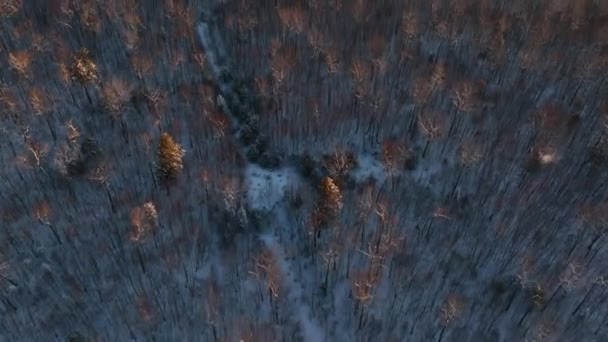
left=246, top=135, right=269, bottom=163
left=66, top=333, right=87, bottom=342
left=215, top=94, right=230, bottom=115
left=259, top=152, right=280, bottom=169
left=490, top=278, right=509, bottom=295
left=219, top=68, right=234, bottom=84
left=590, top=134, right=608, bottom=167
left=80, top=137, right=100, bottom=163
left=254, top=134, right=269, bottom=151
left=71, top=49, right=98, bottom=83
left=239, top=116, right=260, bottom=145
left=236, top=82, right=252, bottom=103
left=67, top=158, right=86, bottom=176
left=524, top=150, right=541, bottom=172
left=298, top=154, right=317, bottom=179
left=527, top=284, right=546, bottom=309
left=246, top=147, right=261, bottom=163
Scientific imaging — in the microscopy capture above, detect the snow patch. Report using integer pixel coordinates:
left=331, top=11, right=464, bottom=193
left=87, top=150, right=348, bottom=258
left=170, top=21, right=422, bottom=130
left=352, top=155, right=387, bottom=184
left=412, top=157, right=442, bottom=182
left=260, top=233, right=325, bottom=342
left=245, top=165, right=296, bottom=211
left=331, top=280, right=353, bottom=341
left=196, top=23, right=222, bottom=77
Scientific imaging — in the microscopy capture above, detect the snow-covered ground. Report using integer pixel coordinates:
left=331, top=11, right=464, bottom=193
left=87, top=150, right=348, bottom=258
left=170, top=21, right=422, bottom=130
left=260, top=232, right=325, bottom=342
left=244, top=164, right=297, bottom=211
left=242, top=160, right=327, bottom=341
left=351, top=154, right=387, bottom=185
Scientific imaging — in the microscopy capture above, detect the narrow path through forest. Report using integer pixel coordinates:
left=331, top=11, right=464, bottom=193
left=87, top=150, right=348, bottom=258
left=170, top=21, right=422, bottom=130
left=197, top=11, right=326, bottom=342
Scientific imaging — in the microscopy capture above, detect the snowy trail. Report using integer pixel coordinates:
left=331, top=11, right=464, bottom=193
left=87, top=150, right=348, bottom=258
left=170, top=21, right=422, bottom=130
left=207, top=234, right=226, bottom=284
left=260, top=232, right=325, bottom=342
left=197, top=15, right=329, bottom=341
left=244, top=162, right=324, bottom=341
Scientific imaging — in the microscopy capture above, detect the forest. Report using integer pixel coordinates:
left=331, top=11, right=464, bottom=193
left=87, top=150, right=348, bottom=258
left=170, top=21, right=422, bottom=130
left=2, top=0, right=608, bottom=341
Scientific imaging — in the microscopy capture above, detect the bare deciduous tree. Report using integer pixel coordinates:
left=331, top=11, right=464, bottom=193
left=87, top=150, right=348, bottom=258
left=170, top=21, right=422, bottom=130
left=441, top=294, right=465, bottom=326
left=129, top=202, right=158, bottom=242
left=322, top=150, right=356, bottom=179
left=418, top=112, right=444, bottom=140
left=101, top=77, right=133, bottom=118
left=8, top=50, right=32, bottom=77
left=250, top=249, right=281, bottom=300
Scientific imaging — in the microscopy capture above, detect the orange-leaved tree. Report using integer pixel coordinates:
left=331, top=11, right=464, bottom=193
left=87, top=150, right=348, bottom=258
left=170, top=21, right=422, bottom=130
left=311, top=176, right=343, bottom=235
left=157, top=133, right=184, bottom=181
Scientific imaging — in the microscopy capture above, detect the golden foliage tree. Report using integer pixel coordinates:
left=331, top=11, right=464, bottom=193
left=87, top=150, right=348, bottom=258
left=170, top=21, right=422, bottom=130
left=320, top=176, right=343, bottom=216
left=312, top=176, right=343, bottom=231
left=157, top=133, right=184, bottom=181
